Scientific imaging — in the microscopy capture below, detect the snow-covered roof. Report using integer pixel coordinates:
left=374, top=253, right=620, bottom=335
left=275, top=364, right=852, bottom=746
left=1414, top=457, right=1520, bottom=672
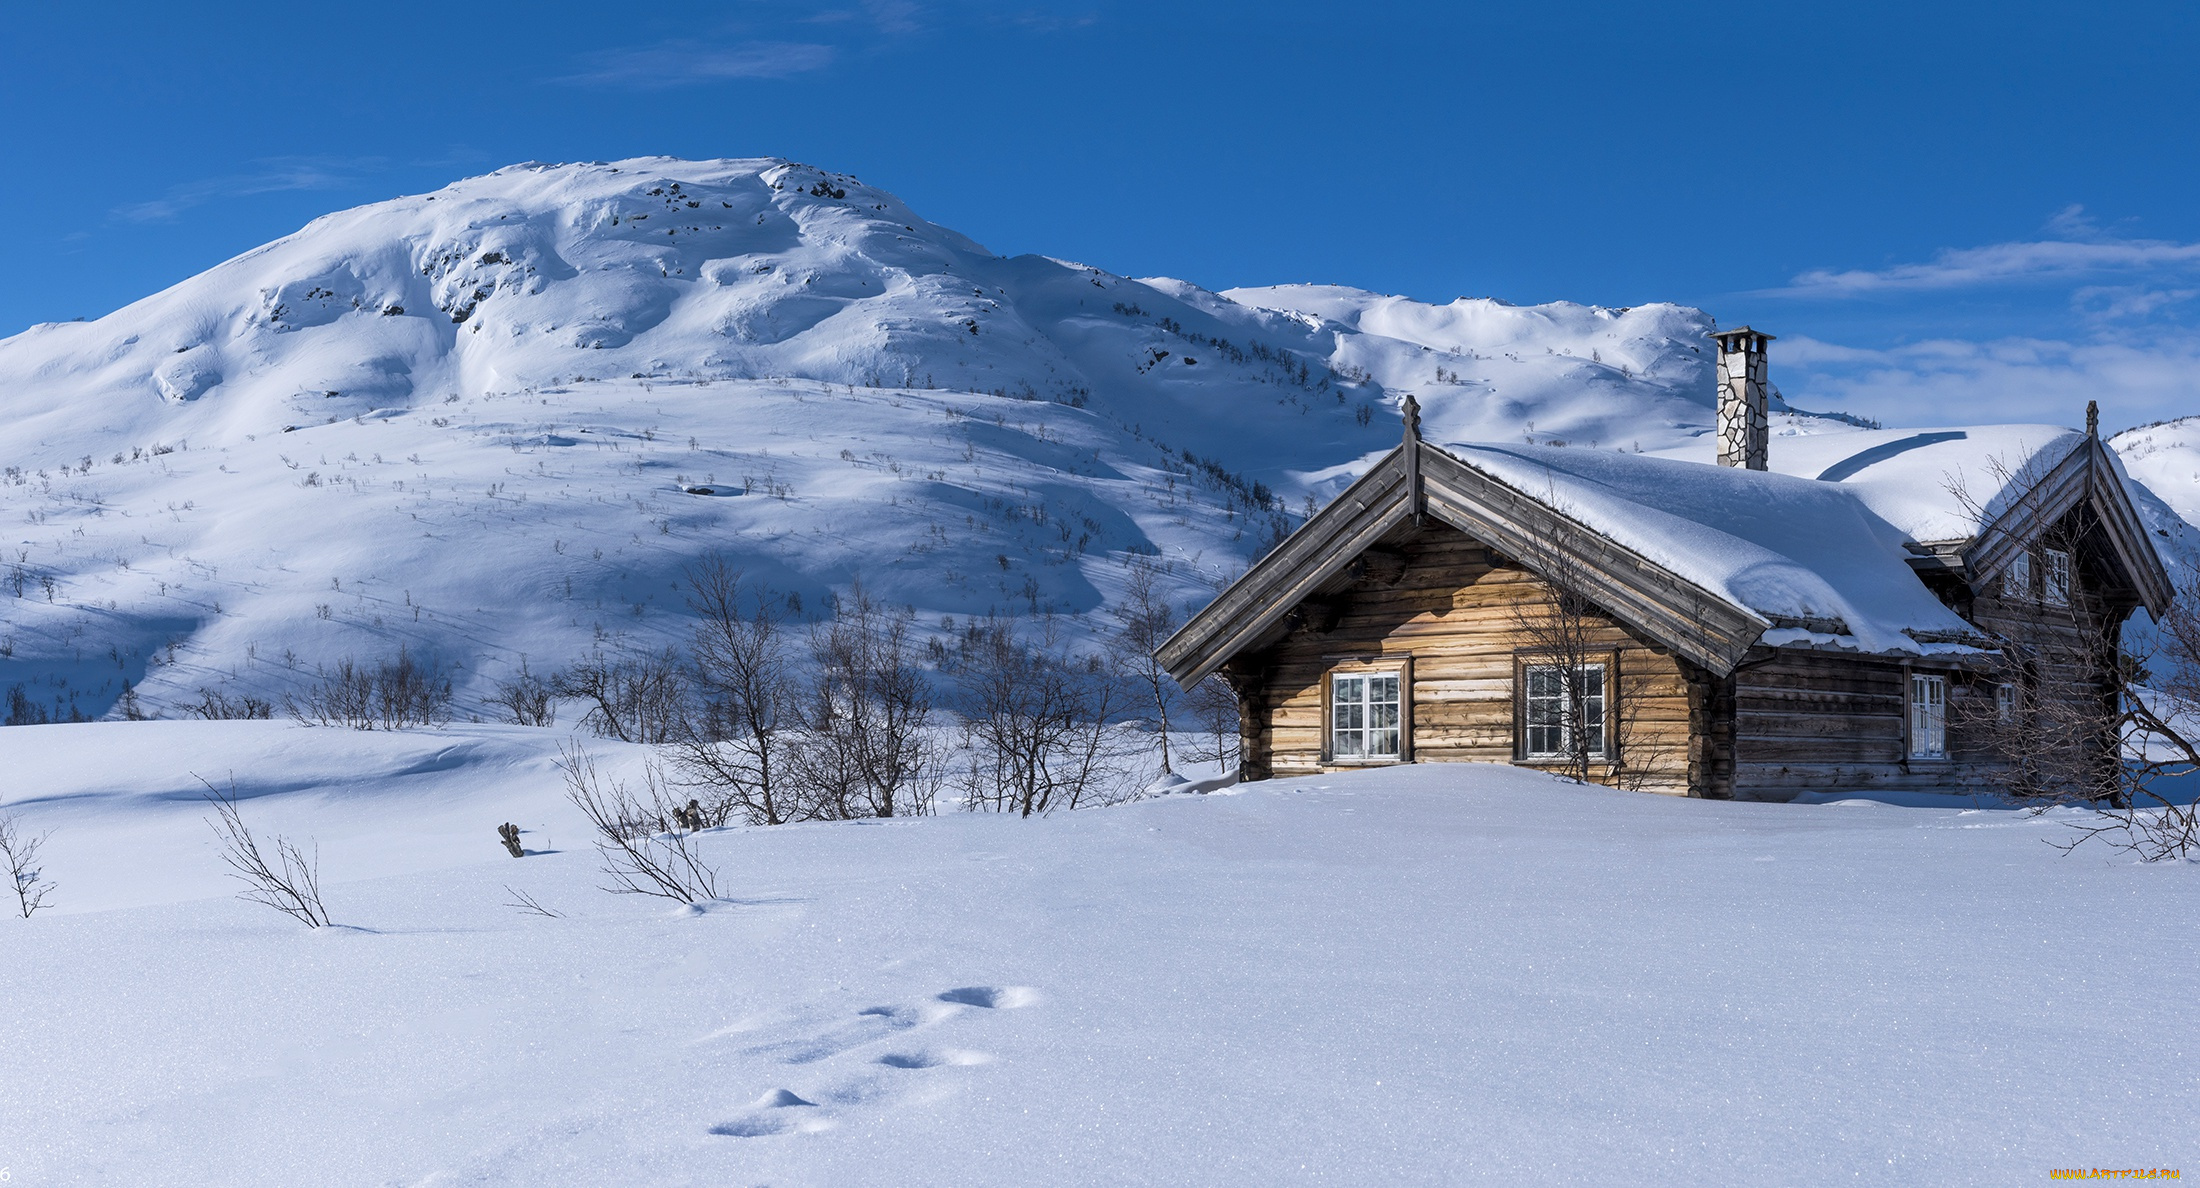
left=1762, top=424, right=2087, bottom=544
left=1438, top=442, right=1985, bottom=655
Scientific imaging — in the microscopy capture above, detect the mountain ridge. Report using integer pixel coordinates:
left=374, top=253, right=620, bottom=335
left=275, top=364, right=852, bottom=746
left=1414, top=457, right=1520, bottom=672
left=0, top=155, right=2186, bottom=722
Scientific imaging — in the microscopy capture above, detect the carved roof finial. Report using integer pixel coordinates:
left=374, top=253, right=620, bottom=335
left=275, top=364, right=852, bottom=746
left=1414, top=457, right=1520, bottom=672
left=2086, top=400, right=2099, bottom=439
left=1402, top=393, right=1421, bottom=442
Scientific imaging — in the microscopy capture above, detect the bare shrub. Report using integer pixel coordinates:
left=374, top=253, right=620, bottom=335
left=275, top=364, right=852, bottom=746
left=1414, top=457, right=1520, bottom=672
left=667, top=557, right=799, bottom=825
left=487, top=660, right=555, bottom=727
left=0, top=812, right=55, bottom=917
left=785, top=583, right=944, bottom=820
left=199, top=775, right=332, bottom=928
left=954, top=614, right=1139, bottom=816
left=187, top=687, right=273, bottom=721
left=560, top=743, right=722, bottom=903
left=554, top=646, right=687, bottom=743
left=285, top=650, right=453, bottom=730
left=6, top=684, right=51, bottom=726
left=1106, top=555, right=1180, bottom=773
left=2033, top=565, right=2200, bottom=859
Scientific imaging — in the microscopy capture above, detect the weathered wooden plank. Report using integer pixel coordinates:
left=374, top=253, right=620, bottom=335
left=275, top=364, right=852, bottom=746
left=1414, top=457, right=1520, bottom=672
left=1160, top=449, right=1414, bottom=685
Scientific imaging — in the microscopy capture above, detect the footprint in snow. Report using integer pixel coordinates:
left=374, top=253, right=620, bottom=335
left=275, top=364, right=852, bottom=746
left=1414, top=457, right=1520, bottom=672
left=878, top=1048, right=991, bottom=1069
left=710, top=987, right=1034, bottom=1138
left=747, top=1004, right=918, bottom=1065
left=936, top=985, right=1040, bottom=1010
left=708, top=1089, right=827, bottom=1138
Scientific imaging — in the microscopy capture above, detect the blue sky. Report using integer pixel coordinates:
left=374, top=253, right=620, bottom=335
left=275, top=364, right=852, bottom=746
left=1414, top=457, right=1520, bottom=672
left=3, top=1, right=2195, bottom=430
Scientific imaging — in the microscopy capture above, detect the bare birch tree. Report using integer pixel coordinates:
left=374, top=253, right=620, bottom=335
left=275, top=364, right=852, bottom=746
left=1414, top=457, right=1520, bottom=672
left=487, top=659, right=555, bottom=727
left=1502, top=486, right=1678, bottom=790
left=554, top=646, right=688, bottom=744
left=1945, top=451, right=2200, bottom=857
left=955, top=614, right=1137, bottom=816
left=669, top=556, right=798, bottom=825
left=1106, top=555, right=1181, bottom=774
left=1510, top=511, right=1617, bottom=784
left=1178, top=672, right=1243, bottom=776
left=784, top=583, right=943, bottom=819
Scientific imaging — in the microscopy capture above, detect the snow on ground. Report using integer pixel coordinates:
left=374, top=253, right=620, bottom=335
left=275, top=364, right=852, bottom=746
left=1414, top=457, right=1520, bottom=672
left=3, top=720, right=2194, bottom=1186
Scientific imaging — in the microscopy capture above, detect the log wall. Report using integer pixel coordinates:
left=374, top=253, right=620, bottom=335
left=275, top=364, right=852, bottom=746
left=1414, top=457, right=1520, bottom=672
left=1227, top=519, right=2139, bottom=802
left=1237, top=523, right=1698, bottom=795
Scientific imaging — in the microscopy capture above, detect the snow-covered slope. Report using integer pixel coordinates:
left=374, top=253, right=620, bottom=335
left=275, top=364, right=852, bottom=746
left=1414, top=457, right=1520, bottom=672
left=0, top=157, right=1728, bottom=720
left=2111, top=415, right=2200, bottom=584
left=2, top=723, right=2193, bottom=1186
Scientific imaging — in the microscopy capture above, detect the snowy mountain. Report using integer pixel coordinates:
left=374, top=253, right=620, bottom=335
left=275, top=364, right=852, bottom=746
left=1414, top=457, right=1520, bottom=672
left=0, top=157, right=1732, bottom=720
left=0, top=156, right=2188, bottom=721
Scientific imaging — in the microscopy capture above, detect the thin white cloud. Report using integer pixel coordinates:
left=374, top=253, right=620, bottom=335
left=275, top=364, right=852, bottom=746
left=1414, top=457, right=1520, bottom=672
left=863, top=0, right=923, bottom=36
left=1764, top=208, right=2200, bottom=299
left=567, top=40, right=837, bottom=87
left=113, top=158, right=377, bottom=224
left=2072, top=284, right=2199, bottom=325
left=1772, top=237, right=2200, bottom=298
left=1780, top=331, right=2200, bottom=430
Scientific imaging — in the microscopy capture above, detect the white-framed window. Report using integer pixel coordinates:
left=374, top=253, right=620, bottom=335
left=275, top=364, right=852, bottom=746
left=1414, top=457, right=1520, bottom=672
left=2042, top=548, right=2071, bottom=607
left=1995, top=682, right=2017, bottom=723
left=2005, top=551, right=2032, bottom=600
left=1523, top=662, right=1606, bottom=760
left=1330, top=671, right=1401, bottom=761
left=1910, top=673, right=1947, bottom=759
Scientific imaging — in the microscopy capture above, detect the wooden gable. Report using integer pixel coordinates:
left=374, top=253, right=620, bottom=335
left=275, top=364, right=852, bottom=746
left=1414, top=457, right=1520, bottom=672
left=1958, top=435, right=2173, bottom=615
left=1158, top=434, right=1768, bottom=688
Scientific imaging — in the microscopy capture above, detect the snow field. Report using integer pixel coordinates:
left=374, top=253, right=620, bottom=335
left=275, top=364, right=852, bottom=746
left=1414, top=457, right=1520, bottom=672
left=2, top=720, right=2194, bottom=1186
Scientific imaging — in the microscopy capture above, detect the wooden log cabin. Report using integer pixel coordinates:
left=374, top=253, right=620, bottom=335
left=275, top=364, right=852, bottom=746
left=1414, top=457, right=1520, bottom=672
left=1157, top=329, right=2173, bottom=800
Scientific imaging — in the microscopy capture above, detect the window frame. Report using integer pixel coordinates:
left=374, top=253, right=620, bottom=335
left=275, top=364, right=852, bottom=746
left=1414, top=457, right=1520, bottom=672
left=1320, top=655, right=1413, bottom=766
left=1512, top=650, right=1618, bottom=766
left=1908, top=671, right=1949, bottom=761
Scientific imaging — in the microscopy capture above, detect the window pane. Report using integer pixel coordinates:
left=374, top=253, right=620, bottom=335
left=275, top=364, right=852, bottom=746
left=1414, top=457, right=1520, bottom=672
left=1911, top=674, right=1947, bottom=758
left=2043, top=549, right=2070, bottom=607
left=1580, top=664, right=1605, bottom=756
left=1525, top=666, right=1559, bottom=726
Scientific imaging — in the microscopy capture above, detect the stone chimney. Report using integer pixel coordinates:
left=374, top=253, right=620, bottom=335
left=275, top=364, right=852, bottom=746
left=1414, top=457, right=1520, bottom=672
left=1712, top=327, right=1774, bottom=470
